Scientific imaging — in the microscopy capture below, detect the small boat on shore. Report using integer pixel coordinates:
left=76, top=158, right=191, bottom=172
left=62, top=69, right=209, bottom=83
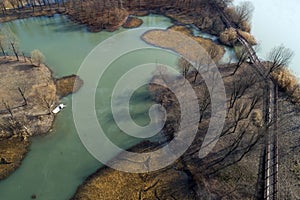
left=52, top=104, right=66, bottom=114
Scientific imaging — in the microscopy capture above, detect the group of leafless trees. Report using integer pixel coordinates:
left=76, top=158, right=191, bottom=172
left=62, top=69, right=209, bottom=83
left=159, top=36, right=295, bottom=186
left=66, top=0, right=128, bottom=31
left=0, top=0, right=234, bottom=34
left=0, top=79, right=55, bottom=141
left=0, top=87, right=30, bottom=139
left=0, top=0, right=66, bottom=14
left=0, top=27, right=45, bottom=66
left=0, top=27, right=19, bottom=60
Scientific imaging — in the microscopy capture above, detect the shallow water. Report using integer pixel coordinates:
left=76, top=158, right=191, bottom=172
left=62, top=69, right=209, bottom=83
left=0, top=14, right=178, bottom=200
left=0, top=11, right=242, bottom=199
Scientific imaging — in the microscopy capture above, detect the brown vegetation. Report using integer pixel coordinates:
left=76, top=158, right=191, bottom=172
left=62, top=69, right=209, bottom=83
left=0, top=138, right=29, bottom=180
left=72, top=142, right=197, bottom=200
left=65, top=1, right=129, bottom=32
left=0, top=56, right=57, bottom=138
left=225, top=1, right=254, bottom=32
left=0, top=56, right=83, bottom=180
left=220, top=27, right=256, bottom=46
left=0, top=56, right=57, bottom=179
left=55, top=75, right=83, bottom=98
left=73, top=58, right=267, bottom=199
left=142, top=26, right=225, bottom=63
left=0, top=0, right=231, bottom=35
left=272, top=67, right=300, bottom=105
left=147, top=62, right=264, bottom=199
left=122, top=16, right=143, bottom=28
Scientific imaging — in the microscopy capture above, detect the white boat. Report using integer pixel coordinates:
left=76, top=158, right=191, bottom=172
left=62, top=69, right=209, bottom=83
left=52, top=103, right=66, bottom=114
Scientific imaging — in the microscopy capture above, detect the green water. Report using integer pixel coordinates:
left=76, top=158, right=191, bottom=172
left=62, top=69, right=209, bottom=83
left=0, top=14, right=178, bottom=200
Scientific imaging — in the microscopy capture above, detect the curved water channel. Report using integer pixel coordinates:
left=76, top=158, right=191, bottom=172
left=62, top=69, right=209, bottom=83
left=3, top=6, right=292, bottom=198
left=0, top=14, right=181, bottom=200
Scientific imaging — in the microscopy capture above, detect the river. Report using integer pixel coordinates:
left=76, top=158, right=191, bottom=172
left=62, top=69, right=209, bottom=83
left=1, top=2, right=297, bottom=199
left=0, top=14, right=178, bottom=200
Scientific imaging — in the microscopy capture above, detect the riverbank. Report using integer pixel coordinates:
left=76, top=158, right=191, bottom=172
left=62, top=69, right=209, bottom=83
left=0, top=5, right=64, bottom=23
left=71, top=141, right=199, bottom=200
left=73, top=61, right=300, bottom=199
left=71, top=60, right=265, bottom=199
left=0, top=56, right=83, bottom=180
left=142, top=25, right=225, bottom=62
left=0, top=1, right=228, bottom=36
left=1, top=2, right=299, bottom=199
left=122, top=16, right=143, bottom=29
left=0, top=138, right=29, bottom=180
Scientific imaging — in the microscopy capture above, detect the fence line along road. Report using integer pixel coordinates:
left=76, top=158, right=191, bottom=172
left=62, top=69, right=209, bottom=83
left=212, top=2, right=279, bottom=199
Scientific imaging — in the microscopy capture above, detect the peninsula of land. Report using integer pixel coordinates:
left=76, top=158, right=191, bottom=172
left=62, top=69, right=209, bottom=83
left=0, top=56, right=83, bottom=180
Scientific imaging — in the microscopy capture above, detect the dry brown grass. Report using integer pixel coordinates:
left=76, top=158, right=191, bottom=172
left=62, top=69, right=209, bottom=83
left=0, top=56, right=84, bottom=180
left=0, top=138, right=29, bottom=180
left=122, top=17, right=143, bottom=28
left=251, top=110, right=263, bottom=127
left=237, top=30, right=257, bottom=45
left=220, top=28, right=256, bottom=46
left=55, top=75, right=83, bottom=98
left=0, top=56, right=58, bottom=180
left=72, top=142, right=195, bottom=200
left=142, top=25, right=225, bottom=62
left=0, top=9, right=57, bottom=23
left=0, top=56, right=58, bottom=114
left=66, top=3, right=128, bottom=32
left=220, top=27, right=238, bottom=46
left=165, top=11, right=195, bottom=24
left=291, top=160, right=300, bottom=180
left=272, top=68, right=300, bottom=105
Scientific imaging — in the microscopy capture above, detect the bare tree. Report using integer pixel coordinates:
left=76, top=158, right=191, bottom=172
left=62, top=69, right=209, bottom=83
left=0, top=31, right=7, bottom=56
left=22, top=51, right=26, bottom=62
left=207, top=44, right=220, bottom=61
left=2, top=101, right=13, bottom=118
left=42, top=94, right=53, bottom=114
left=31, top=49, right=45, bottom=66
left=0, top=0, right=7, bottom=15
left=228, top=73, right=256, bottom=110
left=3, top=27, right=19, bottom=61
left=18, top=87, right=27, bottom=106
left=29, top=0, right=36, bottom=12
left=232, top=45, right=248, bottom=75
left=8, top=0, right=18, bottom=9
left=193, top=55, right=212, bottom=83
left=17, top=0, right=24, bottom=8
left=234, top=1, right=254, bottom=25
left=178, top=57, right=192, bottom=78
left=267, top=45, right=294, bottom=75
left=198, top=84, right=211, bottom=123
left=212, top=0, right=233, bottom=8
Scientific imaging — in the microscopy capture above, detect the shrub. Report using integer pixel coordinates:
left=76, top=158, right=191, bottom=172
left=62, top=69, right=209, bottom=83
left=237, top=30, right=257, bottom=45
left=251, top=110, right=262, bottom=127
left=219, top=28, right=237, bottom=46
left=31, top=49, right=45, bottom=67
left=272, top=68, right=300, bottom=105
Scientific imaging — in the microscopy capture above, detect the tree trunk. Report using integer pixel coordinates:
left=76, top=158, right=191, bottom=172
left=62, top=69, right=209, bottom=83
left=0, top=44, right=6, bottom=56
left=22, top=52, right=26, bottom=62
left=10, top=43, right=19, bottom=61
left=18, top=87, right=27, bottom=106
left=193, top=71, right=199, bottom=83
